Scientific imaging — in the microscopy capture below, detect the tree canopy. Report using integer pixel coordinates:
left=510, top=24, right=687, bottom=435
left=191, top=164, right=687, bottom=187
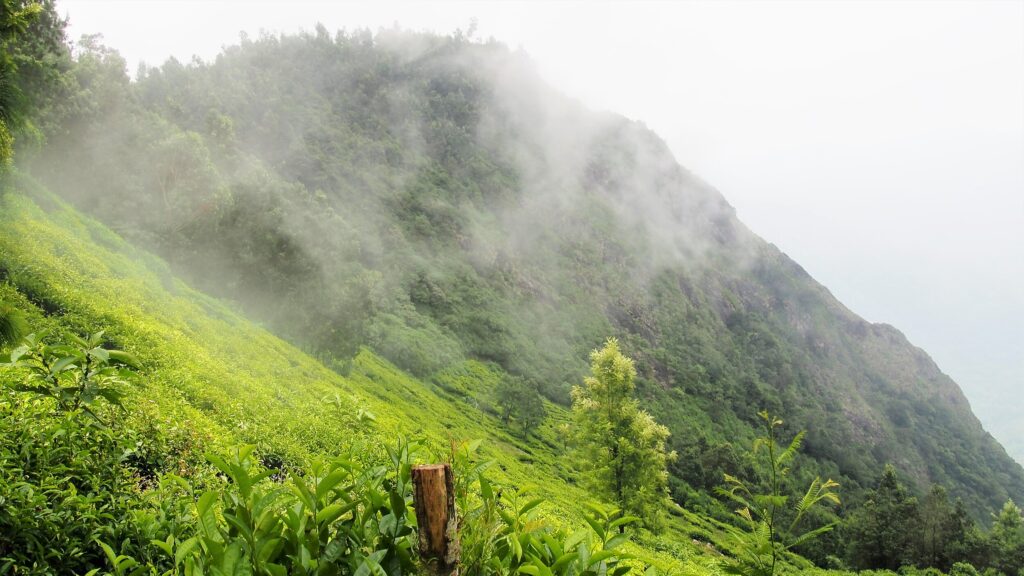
left=572, top=338, right=674, bottom=528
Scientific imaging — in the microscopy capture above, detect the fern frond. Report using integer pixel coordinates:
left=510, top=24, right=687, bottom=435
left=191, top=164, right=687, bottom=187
left=789, top=476, right=840, bottom=532
left=0, top=306, right=28, bottom=346
left=716, top=485, right=755, bottom=512
left=775, top=430, right=805, bottom=469
left=783, top=522, right=837, bottom=551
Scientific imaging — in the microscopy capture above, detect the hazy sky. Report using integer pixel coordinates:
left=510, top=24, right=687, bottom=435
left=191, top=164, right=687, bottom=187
left=57, top=0, right=1024, bottom=462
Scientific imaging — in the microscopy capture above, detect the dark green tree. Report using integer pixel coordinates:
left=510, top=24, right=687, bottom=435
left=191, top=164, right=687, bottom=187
left=913, top=485, right=975, bottom=571
left=0, top=0, right=73, bottom=165
left=0, top=0, right=43, bottom=164
left=846, top=465, right=918, bottom=570
left=7, top=0, right=72, bottom=141
left=495, top=374, right=545, bottom=437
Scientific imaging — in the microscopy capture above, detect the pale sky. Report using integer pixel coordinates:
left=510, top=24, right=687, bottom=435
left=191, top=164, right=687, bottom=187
left=57, top=0, right=1024, bottom=463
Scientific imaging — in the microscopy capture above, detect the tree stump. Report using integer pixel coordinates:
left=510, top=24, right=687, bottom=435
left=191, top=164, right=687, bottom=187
left=412, top=464, right=460, bottom=575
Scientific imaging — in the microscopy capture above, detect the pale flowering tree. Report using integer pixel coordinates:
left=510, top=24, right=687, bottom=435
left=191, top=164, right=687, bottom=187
left=572, top=338, right=675, bottom=529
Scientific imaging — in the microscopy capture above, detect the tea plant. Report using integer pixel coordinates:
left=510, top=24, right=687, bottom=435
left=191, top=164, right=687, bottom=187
left=88, top=437, right=647, bottom=576
left=1, top=330, right=140, bottom=421
left=146, top=439, right=419, bottom=576
left=0, top=384, right=152, bottom=573
left=452, top=439, right=644, bottom=576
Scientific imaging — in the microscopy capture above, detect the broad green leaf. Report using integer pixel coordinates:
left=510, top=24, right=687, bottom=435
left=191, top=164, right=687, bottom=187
left=582, top=513, right=605, bottom=541
left=50, top=355, right=78, bottom=374
left=107, top=349, right=142, bottom=368
left=518, top=497, right=544, bottom=518
left=175, top=536, right=200, bottom=565
left=604, top=534, right=628, bottom=550
left=608, top=516, right=640, bottom=530
left=552, top=552, right=578, bottom=572
left=88, top=346, right=110, bottom=362
left=564, top=529, right=589, bottom=552
left=96, top=539, right=118, bottom=567
left=151, top=538, right=174, bottom=556
left=315, top=468, right=350, bottom=500
left=322, top=538, right=345, bottom=563
left=316, top=501, right=358, bottom=525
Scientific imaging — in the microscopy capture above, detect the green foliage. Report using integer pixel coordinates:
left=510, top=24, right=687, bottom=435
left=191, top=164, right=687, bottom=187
left=0, top=328, right=640, bottom=576
left=0, top=327, right=156, bottom=572
left=842, top=467, right=994, bottom=572
left=717, top=411, right=840, bottom=576
left=129, top=437, right=646, bottom=576
left=846, top=466, right=919, bottom=570
left=988, top=499, right=1024, bottom=575
left=0, top=116, right=11, bottom=167
left=0, top=0, right=56, bottom=166
left=0, top=388, right=154, bottom=573
left=912, top=485, right=976, bottom=571
left=3, top=10, right=1024, bottom=571
left=949, top=562, right=980, bottom=576
left=368, top=312, right=465, bottom=378
left=146, top=440, right=419, bottom=576
left=0, top=2, right=26, bottom=165
left=495, top=375, right=546, bottom=437
left=0, top=304, right=27, bottom=346
left=19, top=17, right=1024, bottom=530
left=572, top=339, right=675, bottom=529
left=451, top=439, right=643, bottom=576
left=0, top=190, right=693, bottom=573
left=1, top=330, right=140, bottom=420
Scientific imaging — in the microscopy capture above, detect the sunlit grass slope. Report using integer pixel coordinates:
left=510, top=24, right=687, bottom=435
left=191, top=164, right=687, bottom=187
left=0, top=176, right=759, bottom=573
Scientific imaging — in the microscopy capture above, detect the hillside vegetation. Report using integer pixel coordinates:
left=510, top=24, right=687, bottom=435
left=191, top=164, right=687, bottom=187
left=27, top=25, right=1023, bottom=521
left=0, top=175, right=729, bottom=572
left=2, top=4, right=1023, bottom=574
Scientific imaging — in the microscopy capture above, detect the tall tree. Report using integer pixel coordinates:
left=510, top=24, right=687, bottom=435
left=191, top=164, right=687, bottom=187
left=11, top=0, right=72, bottom=139
left=495, top=375, right=545, bottom=437
left=0, top=0, right=44, bottom=165
left=989, top=499, right=1024, bottom=574
left=913, top=485, right=975, bottom=571
left=846, top=465, right=919, bottom=570
left=572, top=338, right=675, bottom=528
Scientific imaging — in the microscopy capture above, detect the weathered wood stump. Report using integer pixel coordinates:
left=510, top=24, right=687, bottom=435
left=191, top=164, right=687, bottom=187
left=412, top=464, right=460, bottom=575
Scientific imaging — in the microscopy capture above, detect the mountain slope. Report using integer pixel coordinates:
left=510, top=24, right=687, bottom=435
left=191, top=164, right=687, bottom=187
left=26, top=27, right=1024, bottom=529
left=1, top=177, right=731, bottom=572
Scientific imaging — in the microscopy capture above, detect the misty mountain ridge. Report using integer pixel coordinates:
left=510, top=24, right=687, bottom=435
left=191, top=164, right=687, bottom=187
left=25, top=24, right=1024, bottom=530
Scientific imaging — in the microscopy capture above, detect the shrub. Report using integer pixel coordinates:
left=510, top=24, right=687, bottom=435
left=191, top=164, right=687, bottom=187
left=950, top=562, right=980, bottom=576
left=0, top=393, right=152, bottom=573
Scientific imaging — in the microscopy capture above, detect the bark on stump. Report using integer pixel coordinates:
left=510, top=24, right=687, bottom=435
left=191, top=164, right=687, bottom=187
left=412, top=464, right=460, bottom=575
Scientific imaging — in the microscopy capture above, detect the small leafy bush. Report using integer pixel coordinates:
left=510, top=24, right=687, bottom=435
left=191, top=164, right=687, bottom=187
left=949, top=562, right=980, bottom=576
left=130, top=438, right=420, bottom=576
left=453, top=440, right=643, bottom=576
left=0, top=392, right=152, bottom=573
left=143, top=438, right=645, bottom=576
left=2, top=330, right=140, bottom=421
left=0, top=329, right=157, bottom=573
